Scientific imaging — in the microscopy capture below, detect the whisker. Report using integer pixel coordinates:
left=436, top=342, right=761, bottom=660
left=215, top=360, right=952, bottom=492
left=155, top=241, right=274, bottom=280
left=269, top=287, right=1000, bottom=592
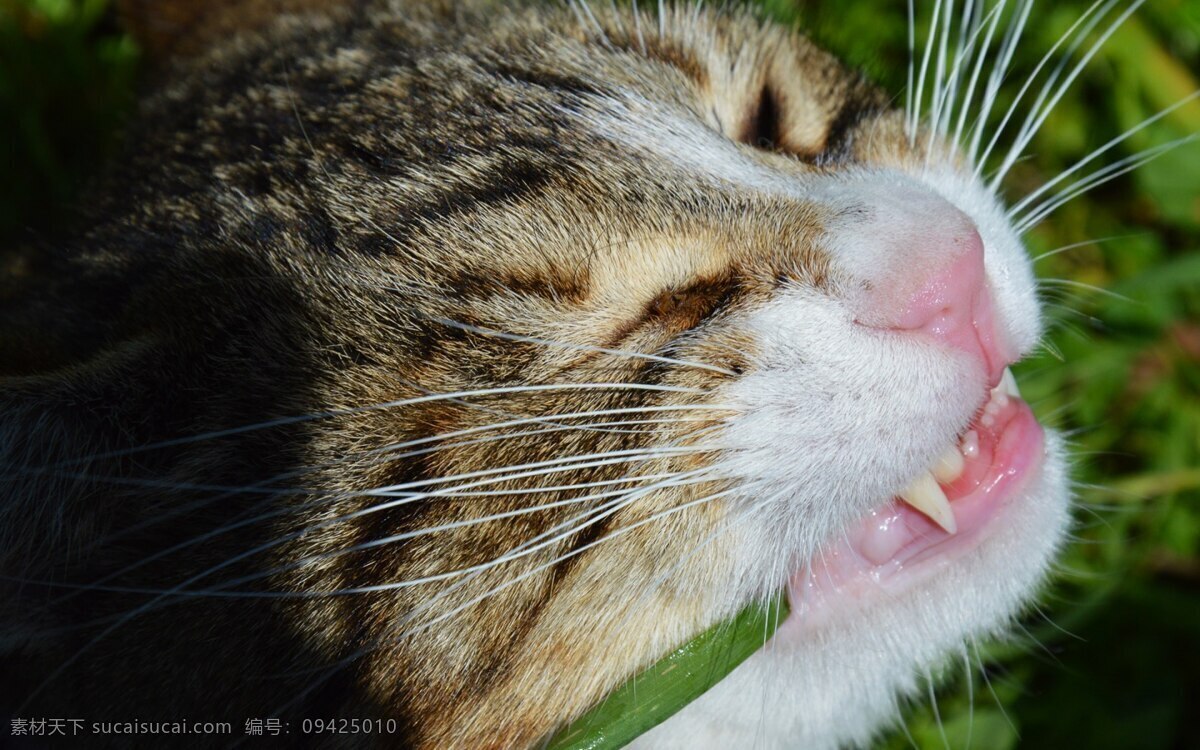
left=173, top=472, right=725, bottom=597
left=17, top=463, right=719, bottom=709
left=387, top=479, right=742, bottom=626
left=1031, top=235, right=1133, bottom=263
left=46, top=407, right=730, bottom=616
left=1016, top=133, right=1200, bottom=232
left=913, top=0, right=947, bottom=139
left=963, top=648, right=976, bottom=750
left=974, top=0, right=1109, bottom=175
left=971, top=638, right=1019, bottom=735
left=22, top=406, right=728, bottom=496
left=26, top=382, right=708, bottom=469
left=1036, top=277, right=1132, bottom=304
left=926, top=0, right=955, bottom=154
left=259, top=477, right=746, bottom=718
left=41, top=451, right=713, bottom=599
left=990, top=0, right=1147, bottom=189
left=935, top=0, right=976, bottom=138
left=968, top=0, right=1035, bottom=165
left=952, top=0, right=1006, bottom=150
left=906, top=0, right=916, bottom=140
left=1010, top=90, right=1200, bottom=217
left=926, top=667, right=951, bottom=750
left=1007, top=0, right=1122, bottom=156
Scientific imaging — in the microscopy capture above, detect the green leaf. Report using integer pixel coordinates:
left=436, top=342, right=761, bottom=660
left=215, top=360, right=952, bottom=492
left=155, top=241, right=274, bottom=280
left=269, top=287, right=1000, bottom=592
left=544, top=592, right=790, bottom=750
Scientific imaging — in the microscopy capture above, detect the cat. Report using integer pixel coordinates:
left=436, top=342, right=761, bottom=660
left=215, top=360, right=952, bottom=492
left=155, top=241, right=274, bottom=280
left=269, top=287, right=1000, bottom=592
left=4, top=0, right=1149, bottom=746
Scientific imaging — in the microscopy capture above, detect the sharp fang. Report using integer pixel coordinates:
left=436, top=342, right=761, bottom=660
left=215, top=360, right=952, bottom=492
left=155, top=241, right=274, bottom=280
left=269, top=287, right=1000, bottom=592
left=932, top=445, right=965, bottom=483
left=899, top=471, right=958, bottom=534
left=999, top=367, right=1020, bottom=398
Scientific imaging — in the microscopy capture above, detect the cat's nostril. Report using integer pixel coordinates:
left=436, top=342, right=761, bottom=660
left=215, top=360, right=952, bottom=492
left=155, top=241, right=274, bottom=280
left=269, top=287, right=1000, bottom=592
left=858, top=227, right=1011, bottom=385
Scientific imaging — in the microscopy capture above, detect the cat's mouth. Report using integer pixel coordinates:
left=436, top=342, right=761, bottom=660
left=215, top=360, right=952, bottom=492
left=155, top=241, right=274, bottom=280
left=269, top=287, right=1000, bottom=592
left=786, top=367, right=1045, bottom=625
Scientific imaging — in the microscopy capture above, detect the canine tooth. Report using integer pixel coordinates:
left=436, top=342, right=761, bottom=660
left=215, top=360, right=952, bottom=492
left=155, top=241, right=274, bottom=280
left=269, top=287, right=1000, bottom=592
left=931, top=445, right=965, bottom=483
left=999, top=367, right=1020, bottom=398
left=899, top=471, right=958, bottom=534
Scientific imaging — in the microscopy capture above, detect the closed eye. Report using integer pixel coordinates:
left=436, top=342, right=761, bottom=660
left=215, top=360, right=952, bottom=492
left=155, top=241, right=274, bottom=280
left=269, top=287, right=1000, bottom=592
left=741, top=85, right=783, bottom=151
left=644, top=276, right=740, bottom=333
left=737, top=84, right=825, bottom=162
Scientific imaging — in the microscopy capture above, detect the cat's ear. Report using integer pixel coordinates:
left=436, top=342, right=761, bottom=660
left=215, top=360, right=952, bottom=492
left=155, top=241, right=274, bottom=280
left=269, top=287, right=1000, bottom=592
left=116, top=0, right=347, bottom=60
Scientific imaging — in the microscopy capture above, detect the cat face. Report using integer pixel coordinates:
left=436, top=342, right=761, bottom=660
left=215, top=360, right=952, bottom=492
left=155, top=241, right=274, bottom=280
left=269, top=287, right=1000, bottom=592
left=1, top=2, right=1074, bottom=748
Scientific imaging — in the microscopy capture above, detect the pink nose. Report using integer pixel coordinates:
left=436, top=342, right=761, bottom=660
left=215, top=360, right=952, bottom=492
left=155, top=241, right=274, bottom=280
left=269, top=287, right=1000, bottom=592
left=861, top=228, right=1009, bottom=385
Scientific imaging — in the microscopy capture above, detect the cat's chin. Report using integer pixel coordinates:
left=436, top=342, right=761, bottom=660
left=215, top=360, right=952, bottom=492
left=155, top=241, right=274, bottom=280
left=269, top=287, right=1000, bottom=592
left=632, top=418, right=1070, bottom=750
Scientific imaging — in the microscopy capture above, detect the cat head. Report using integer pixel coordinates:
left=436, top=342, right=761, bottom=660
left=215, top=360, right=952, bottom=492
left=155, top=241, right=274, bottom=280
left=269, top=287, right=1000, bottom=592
left=3, top=2, right=1077, bottom=748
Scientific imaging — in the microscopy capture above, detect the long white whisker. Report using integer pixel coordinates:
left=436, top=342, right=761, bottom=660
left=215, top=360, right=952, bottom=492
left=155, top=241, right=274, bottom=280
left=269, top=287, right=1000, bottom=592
left=963, top=648, right=976, bottom=750
left=953, top=0, right=1006, bottom=151
left=45, top=405, right=727, bottom=498
left=926, top=0, right=956, bottom=159
left=990, top=0, right=1147, bottom=189
left=1017, top=133, right=1200, bottom=232
left=914, top=0, right=947, bottom=139
left=1006, top=0, right=1118, bottom=152
left=931, top=0, right=1004, bottom=152
left=38, top=446, right=713, bottom=603
left=55, top=410, right=723, bottom=601
left=613, top=485, right=788, bottom=636
left=385, top=479, right=744, bottom=632
left=941, top=0, right=976, bottom=136
left=1031, top=235, right=1125, bottom=263
left=1036, top=277, right=1132, bottom=303
left=259, top=475, right=743, bottom=719
left=1011, top=90, right=1200, bottom=217
left=968, top=0, right=1036, bottom=166
left=208, top=473, right=724, bottom=594
left=17, top=461, right=705, bottom=710
left=54, top=408, right=729, bottom=616
left=927, top=668, right=951, bottom=750
left=906, top=0, right=916, bottom=140
left=31, top=382, right=707, bottom=469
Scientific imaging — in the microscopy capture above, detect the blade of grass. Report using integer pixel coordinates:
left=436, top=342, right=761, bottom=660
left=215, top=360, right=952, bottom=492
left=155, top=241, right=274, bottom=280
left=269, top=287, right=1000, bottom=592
left=544, top=591, right=790, bottom=750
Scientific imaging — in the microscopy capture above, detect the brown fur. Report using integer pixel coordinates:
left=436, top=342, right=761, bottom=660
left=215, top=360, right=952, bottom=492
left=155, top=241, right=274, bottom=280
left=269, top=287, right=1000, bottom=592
left=1, top=2, right=912, bottom=747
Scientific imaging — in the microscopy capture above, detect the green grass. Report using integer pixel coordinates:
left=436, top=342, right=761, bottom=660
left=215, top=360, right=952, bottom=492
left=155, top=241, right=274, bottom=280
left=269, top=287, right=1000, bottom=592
left=2, top=0, right=1198, bottom=747
left=0, top=0, right=137, bottom=238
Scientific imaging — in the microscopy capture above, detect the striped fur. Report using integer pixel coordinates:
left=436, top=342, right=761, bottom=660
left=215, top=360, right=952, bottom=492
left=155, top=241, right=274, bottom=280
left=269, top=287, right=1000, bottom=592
left=1, top=2, right=1064, bottom=748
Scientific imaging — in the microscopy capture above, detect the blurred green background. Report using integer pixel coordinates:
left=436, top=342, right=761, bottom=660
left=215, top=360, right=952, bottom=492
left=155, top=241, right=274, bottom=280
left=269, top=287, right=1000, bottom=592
left=1, top=0, right=1197, bottom=747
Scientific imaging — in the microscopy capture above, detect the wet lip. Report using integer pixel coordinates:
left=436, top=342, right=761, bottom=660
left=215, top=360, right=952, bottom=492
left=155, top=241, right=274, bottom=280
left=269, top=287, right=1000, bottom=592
left=785, top=387, right=1046, bottom=624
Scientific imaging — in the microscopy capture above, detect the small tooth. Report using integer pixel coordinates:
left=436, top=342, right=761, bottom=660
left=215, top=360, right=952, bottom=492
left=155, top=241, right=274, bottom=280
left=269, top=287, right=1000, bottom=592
left=932, top=445, right=965, bottom=483
left=899, top=471, right=958, bottom=534
left=961, top=430, right=980, bottom=458
left=999, top=367, right=1020, bottom=398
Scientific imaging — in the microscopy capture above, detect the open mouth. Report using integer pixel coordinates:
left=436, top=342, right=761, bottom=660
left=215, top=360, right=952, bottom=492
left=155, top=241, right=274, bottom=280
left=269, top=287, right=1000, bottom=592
left=786, top=367, right=1046, bottom=624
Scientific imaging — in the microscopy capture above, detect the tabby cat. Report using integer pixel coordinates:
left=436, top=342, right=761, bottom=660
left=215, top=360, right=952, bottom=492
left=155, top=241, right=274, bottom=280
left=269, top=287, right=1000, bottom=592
left=3, top=0, right=1096, bottom=747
